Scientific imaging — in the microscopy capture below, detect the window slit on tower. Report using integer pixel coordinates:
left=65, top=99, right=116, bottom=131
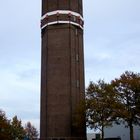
left=75, top=28, right=78, bottom=36
left=76, top=54, right=79, bottom=62
left=77, top=80, right=80, bottom=88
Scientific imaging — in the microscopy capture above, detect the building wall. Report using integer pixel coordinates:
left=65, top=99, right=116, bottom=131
left=87, top=133, right=95, bottom=140
left=104, top=124, right=140, bottom=140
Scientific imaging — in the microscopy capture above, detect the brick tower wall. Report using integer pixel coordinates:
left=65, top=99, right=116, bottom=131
left=40, top=1, right=86, bottom=140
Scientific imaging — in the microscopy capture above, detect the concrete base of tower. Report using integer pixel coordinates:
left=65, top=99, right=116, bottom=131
left=40, top=137, right=87, bottom=140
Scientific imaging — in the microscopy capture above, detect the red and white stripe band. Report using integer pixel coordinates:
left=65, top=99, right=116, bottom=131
left=41, top=10, right=84, bottom=30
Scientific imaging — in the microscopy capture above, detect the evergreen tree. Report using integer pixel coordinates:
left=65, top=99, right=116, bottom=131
left=11, top=116, right=25, bottom=140
left=0, top=110, right=12, bottom=140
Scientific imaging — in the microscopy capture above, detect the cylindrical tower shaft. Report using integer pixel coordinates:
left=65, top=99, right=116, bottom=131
left=40, top=1, right=86, bottom=140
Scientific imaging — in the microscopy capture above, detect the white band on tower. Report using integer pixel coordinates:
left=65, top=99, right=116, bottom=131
left=41, top=10, right=84, bottom=30
left=41, top=21, right=83, bottom=30
left=41, top=10, right=83, bottom=20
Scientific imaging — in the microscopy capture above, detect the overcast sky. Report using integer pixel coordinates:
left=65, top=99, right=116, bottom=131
left=0, top=0, right=140, bottom=131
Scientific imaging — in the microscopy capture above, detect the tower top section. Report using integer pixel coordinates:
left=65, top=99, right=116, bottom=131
left=42, top=0, right=83, bottom=16
left=41, top=0, right=84, bottom=30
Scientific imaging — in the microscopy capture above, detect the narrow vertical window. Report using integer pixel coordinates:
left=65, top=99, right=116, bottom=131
left=76, top=54, right=79, bottom=62
left=76, top=80, right=80, bottom=88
